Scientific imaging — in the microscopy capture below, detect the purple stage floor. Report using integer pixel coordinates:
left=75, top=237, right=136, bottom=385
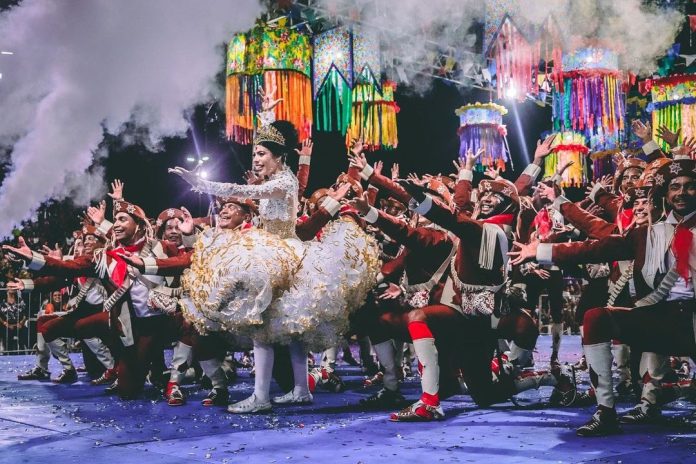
left=1, top=335, right=696, bottom=464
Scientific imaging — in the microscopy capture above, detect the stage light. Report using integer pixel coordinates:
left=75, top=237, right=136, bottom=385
left=1, top=51, right=13, bottom=55
left=186, top=156, right=195, bottom=163
left=505, top=85, right=517, bottom=100
left=201, top=155, right=210, bottom=161
left=199, top=170, right=208, bottom=179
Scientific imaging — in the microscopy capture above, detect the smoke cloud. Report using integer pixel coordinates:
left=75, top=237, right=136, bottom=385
left=0, top=0, right=262, bottom=238
left=319, top=0, right=683, bottom=82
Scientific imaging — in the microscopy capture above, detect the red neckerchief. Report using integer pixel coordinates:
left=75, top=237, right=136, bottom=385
left=616, top=208, right=634, bottom=231
left=483, top=213, right=515, bottom=226
left=673, top=213, right=696, bottom=281
left=106, top=240, right=146, bottom=286
left=531, top=208, right=552, bottom=239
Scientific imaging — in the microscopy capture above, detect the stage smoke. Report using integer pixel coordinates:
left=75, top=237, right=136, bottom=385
left=0, top=0, right=262, bottom=238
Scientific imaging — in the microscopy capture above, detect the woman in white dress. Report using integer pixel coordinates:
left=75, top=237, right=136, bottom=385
left=170, top=119, right=380, bottom=413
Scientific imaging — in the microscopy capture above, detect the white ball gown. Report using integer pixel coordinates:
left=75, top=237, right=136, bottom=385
left=179, top=167, right=380, bottom=350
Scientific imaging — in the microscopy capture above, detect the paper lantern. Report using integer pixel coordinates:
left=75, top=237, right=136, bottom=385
left=551, top=48, right=627, bottom=156
left=225, top=26, right=313, bottom=144
left=543, top=131, right=589, bottom=187
left=455, top=102, right=509, bottom=171
left=643, top=74, right=696, bottom=152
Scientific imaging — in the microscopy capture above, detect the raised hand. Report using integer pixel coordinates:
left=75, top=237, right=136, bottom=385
left=406, top=173, right=424, bottom=185
left=484, top=165, right=501, bottom=179
left=348, top=191, right=371, bottom=215
left=87, top=200, right=106, bottom=226
left=391, top=163, right=400, bottom=181
left=2, top=237, right=33, bottom=261
left=179, top=206, right=195, bottom=235
left=612, top=151, right=627, bottom=166
left=377, top=283, right=403, bottom=300
left=347, top=151, right=368, bottom=171
left=672, top=136, right=696, bottom=158
left=244, top=170, right=262, bottom=185
left=260, top=85, right=282, bottom=112
left=507, top=239, right=540, bottom=266
left=464, top=148, right=483, bottom=170
left=452, top=157, right=467, bottom=175
left=657, top=125, right=680, bottom=147
left=327, top=182, right=352, bottom=202
left=107, top=179, right=124, bottom=201
left=295, top=138, right=313, bottom=158
left=398, top=179, right=427, bottom=203
left=169, top=166, right=201, bottom=186
left=40, top=243, right=63, bottom=260
left=536, top=183, right=557, bottom=202
left=556, top=159, right=575, bottom=176
left=116, top=250, right=145, bottom=272
left=350, top=138, right=366, bottom=157
left=631, top=120, right=652, bottom=143
left=373, top=160, right=384, bottom=177
left=534, top=134, right=557, bottom=161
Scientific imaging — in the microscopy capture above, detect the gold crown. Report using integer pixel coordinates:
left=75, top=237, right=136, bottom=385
left=253, top=124, right=285, bottom=146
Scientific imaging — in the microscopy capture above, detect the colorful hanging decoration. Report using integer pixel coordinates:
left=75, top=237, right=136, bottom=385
left=225, top=25, right=313, bottom=144
left=312, top=26, right=382, bottom=136
left=642, top=74, right=696, bottom=151
left=488, top=15, right=540, bottom=101
left=543, top=131, right=589, bottom=187
left=551, top=48, right=628, bottom=159
left=455, top=102, right=509, bottom=171
left=313, top=27, right=353, bottom=134
left=346, top=78, right=399, bottom=151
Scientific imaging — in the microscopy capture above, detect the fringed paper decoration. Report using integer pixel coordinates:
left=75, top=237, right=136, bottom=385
left=225, top=26, right=313, bottom=144
left=313, top=27, right=353, bottom=134
left=455, top=102, right=510, bottom=171
left=346, top=78, right=399, bottom=151
left=488, top=15, right=540, bottom=101
left=543, top=131, right=589, bottom=187
left=552, top=48, right=627, bottom=158
left=642, top=74, right=696, bottom=151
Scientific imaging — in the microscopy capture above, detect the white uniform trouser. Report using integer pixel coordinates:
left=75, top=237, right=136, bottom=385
left=36, top=333, right=74, bottom=371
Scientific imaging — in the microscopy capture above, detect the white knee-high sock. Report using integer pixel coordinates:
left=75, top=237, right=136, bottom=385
left=372, top=340, right=398, bottom=391
left=584, top=342, right=614, bottom=408
left=321, top=346, right=338, bottom=371
left=408, top=321, right=439, bottom=406
left=169, top=342, right=192, bottom=384
left=253, top=340, right=274, bottom=403
left=289, top=340, right=309, bottom=396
